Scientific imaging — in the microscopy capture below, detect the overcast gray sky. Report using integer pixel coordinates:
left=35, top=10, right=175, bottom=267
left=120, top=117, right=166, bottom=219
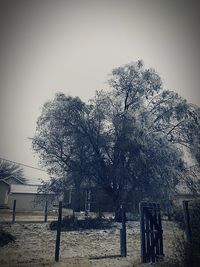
left=0, top=0, right=200, bottom=183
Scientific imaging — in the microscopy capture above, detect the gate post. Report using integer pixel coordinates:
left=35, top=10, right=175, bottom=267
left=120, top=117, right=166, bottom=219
left=139, top=202, right=146, bottom=262
left=157, top=204, right=164, bottom=256
left=55, top=201, right=62, bottom=262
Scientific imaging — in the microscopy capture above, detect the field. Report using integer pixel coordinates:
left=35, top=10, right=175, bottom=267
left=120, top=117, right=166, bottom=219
left=0, top=211, right=182, bottom=267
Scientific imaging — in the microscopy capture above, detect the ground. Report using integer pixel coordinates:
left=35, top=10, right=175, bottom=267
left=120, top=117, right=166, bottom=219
left=0, top=210, right=182, bottom=267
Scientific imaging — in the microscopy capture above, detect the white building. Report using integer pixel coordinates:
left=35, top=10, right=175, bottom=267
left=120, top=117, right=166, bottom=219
left=0, top=176, right=56, bottom=211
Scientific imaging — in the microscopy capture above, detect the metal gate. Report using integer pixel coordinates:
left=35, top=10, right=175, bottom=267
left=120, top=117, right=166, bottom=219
left=139, top=202, right=164, bottom=263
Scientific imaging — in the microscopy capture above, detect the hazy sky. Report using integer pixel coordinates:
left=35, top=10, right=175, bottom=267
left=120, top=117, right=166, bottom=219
left=0, top=0, right=200, bottom=183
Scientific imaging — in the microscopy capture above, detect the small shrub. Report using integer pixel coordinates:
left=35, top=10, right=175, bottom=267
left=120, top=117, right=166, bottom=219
left=0, top=226, right=16, bottom=247
left=49, top=215, right=113, bottom=231
left=187, top=200, right=200, bottom=267
left=50, top=215, right=79, bottom=230
left=173, top=207, right=185, bottom=229
left=78, top=217, right=113, bottom=229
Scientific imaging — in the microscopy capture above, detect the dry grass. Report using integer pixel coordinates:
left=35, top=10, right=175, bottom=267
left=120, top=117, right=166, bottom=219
left=0, top=218, right=182, bottom=267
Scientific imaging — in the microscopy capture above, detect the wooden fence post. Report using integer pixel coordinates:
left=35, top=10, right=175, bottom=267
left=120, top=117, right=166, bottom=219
left=149, top=203, right=155, bottom=263
left=44, top=200, right=48, bottom=223
left=183, top=201, right=192, bottom=242
left=157, top=204, right=163, bottom=256
left=55, top=201, right=62, bottom=262
left=12, top=199, right=16, bottom=223
left=120, top=203, right=127, bottom=257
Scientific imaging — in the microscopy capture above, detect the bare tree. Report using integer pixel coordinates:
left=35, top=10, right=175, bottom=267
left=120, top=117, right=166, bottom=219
left=0, top=159, right=26, bottom=182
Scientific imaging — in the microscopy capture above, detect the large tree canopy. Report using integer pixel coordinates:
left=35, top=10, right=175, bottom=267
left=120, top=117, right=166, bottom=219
left=32, top=61, right=199, bottom=213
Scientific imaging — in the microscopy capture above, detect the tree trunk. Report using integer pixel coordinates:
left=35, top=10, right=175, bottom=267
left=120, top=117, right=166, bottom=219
left=73, top=185, right=81, bottom=212
left=115, top=205, right=122, bottom=222
left=114, top=203, right=127, bottom=222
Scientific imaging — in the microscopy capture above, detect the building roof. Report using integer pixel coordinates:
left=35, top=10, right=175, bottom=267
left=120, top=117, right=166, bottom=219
left=0, top=179, right=10, bottom=186
left=10, top=184, right=54, bottom=195
left=3, top=176, right=24, bottom=184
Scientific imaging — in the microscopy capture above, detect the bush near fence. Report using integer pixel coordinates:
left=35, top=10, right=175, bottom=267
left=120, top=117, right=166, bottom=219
left=0, top=226, right=16, bottom=247
left=50, top=215, right=114, bottom=231
left=186, top=199, right=200, bottom=267
left=173, top=199, right=200, bottom=267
